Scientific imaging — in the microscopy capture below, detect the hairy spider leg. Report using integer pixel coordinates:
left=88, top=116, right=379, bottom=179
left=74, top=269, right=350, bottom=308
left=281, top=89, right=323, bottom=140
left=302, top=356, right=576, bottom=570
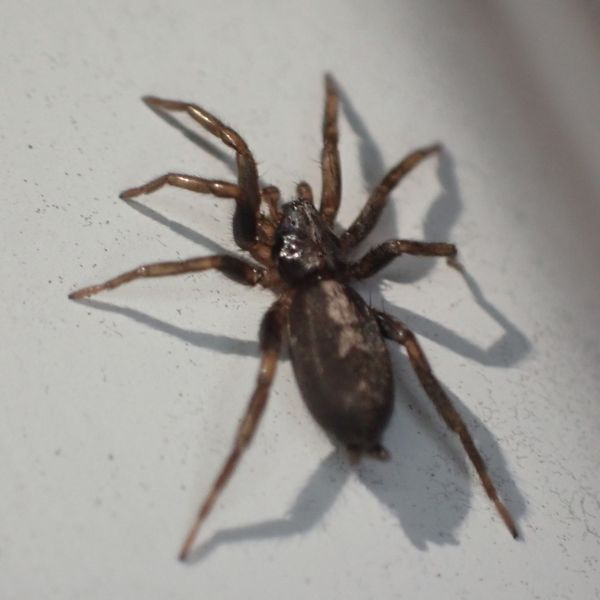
left=374, top=311, right=519, bottom=539
left=319, top=74, right=342, bottom=225
left=179, top=295, right=290, bottom=561
left=140, top=96, right=262, bottom=252
left=350, top=240, right=458, bottom=280
left=297, top=181, right=314, bottom=204
left=120, top=174, right=241, bottom=201
left=121, top=177, right=281, bottom=223
left=68, top=255, right=265, bottom=299
left=341, top=144, right=441, bottom=251
left=261, top=185, right=282, bottom=221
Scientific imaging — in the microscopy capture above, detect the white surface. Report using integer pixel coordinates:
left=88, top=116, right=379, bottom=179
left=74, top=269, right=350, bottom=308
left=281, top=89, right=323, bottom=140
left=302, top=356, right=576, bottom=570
left=2, top=1, right=600, bottom=598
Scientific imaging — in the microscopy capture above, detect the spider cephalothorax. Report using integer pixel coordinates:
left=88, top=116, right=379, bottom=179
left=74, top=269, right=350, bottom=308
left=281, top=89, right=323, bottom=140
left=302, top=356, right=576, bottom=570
left=273, top=196, right=343, bottom=283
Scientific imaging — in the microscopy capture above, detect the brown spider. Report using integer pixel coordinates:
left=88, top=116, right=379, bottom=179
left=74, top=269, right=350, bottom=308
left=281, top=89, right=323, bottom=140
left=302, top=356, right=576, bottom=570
left=69, top=75, right=518, bottom=560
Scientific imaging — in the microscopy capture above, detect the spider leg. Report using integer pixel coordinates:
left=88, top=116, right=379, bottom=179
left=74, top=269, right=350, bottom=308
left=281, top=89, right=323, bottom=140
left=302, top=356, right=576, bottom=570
left=349, top=239, right=458, bottom=280
left=142, top=96, right=261, bottom=251
left=319, top=74, right=342, bottom=225
left=261, top=185, right=281, bottom=221
left=179, top=294, right=289, bottom=561
left=122, top=177, right=281, bottom=220
left=374, top=310, right=518, bottom=539
left=68, top=255, right=265, bottom=299
left=118, top=174, right=277, bottom=267
left=120, top=173, right=240, bottom=200
left=340, top=145, right=441, bottom=251
left=297, top=181, right=314, bottom=204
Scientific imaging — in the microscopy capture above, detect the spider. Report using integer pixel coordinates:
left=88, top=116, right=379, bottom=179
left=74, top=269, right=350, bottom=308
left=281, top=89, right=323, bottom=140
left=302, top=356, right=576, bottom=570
left=69, top=75, right=518, bottom=560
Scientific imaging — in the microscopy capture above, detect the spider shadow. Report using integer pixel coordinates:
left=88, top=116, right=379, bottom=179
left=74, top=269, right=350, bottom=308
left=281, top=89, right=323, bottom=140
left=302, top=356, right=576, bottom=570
left=336, top=76, right=460, bottom=283
left=178, top=79, right=528, bottom=559
left=143, top=102, right=238, bottom=176
left=338, top=70, right=529, bottom=369
left=126, top=199, right=230, bottom=255
left=73, top=298, right=259, bottom=358
left=124, top=79, right=530, bottom=371
left=77, top=271, right=528, bottom=562
left=143, top=101, right=272, bottom=189
left=358, top=352, right=526, bottom=550
left=76, top=78, right=530, bottom=559
left=184, top=348, right=525, bottom=563
left=185, top=449, right=350, bottom=563
left=73, top=262, right=528, bottom=558
left=338, top=75, right=528, bottom=545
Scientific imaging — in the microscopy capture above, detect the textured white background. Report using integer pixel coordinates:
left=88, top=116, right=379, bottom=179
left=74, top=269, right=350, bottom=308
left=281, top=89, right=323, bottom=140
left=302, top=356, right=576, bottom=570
left=1, top=1, right=599, bottom=598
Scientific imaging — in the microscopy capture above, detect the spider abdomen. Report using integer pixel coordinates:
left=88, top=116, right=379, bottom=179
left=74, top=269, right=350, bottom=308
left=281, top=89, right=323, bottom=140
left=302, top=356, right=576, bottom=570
left=288, top=279, right=394, bottom=455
